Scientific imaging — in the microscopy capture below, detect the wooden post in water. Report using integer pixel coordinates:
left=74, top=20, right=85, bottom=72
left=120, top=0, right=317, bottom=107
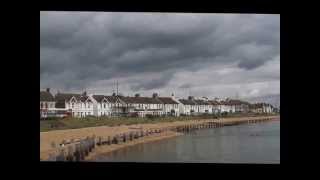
left=97, top=136, right=102, bottom=146
left=129, top=132, right=133, bottom=141
left=74, top=144, right=80, bottom=161
left=66, top=145, right=74, bottom=161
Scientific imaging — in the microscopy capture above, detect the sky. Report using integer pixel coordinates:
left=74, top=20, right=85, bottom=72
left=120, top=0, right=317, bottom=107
left=40, top=12, right=280, bottom=100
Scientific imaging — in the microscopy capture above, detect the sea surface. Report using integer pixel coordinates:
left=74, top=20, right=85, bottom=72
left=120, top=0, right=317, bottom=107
left=95, top=120, right=280, bottom=164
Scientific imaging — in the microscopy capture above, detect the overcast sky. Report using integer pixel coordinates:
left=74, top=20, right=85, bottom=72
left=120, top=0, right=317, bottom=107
left=40, top=12, right=280, bottom=99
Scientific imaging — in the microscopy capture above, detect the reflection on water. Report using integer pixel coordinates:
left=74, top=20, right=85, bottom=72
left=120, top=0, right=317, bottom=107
left=95, top=121, right=280, bottom=163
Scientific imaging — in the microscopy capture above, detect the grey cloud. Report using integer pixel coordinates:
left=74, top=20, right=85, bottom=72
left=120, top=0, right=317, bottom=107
left=40, top=12, right=280, bottom=97
left=130, top=71, right=175, bottom=91
left=179, top=83, right=192, bottom=89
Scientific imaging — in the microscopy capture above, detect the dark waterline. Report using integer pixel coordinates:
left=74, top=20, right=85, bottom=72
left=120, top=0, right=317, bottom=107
left=94, top=120, right=280, bottom=164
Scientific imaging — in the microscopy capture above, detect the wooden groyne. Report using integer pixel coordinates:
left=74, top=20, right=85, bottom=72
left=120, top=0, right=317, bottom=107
left=44, top=116, right=279, bottom=161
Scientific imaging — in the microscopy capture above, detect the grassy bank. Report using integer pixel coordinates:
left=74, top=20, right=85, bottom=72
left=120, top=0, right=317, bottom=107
left=40, top=112, right=279, bottom=132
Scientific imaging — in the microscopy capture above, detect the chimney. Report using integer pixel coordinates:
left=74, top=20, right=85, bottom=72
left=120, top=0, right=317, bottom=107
left=46, top=88, right=50, bottom=93
left=112, top=92, right=116, bottom=96
left=188, top=96, right=194, bottom=100
left=152, top=93, right=158, bottom=98
left=135, top=93, right=140, bottom=97
left=83, top=91, right=87, bottom=96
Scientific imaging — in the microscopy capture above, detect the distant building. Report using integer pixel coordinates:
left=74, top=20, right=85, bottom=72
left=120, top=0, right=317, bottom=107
left=207, top=100, right=221, bottom=114
left=249, top=103, right=273, bottom=113
left=219, top=100, right=235, bottom=113
left=178, top=96, right=197, bottom=115
left=40, top=88, right=56, bottom=118
left=158, top=94, right=180, bottom=116
left=55, top=91, right=94, bottom=117
left=90, top=95, right=112, bottom=117
left=40, top=88, right=276, bottom=119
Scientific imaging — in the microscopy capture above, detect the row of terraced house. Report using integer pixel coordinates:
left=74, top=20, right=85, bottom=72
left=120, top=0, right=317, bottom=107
left=40, top=88, right=276, bottom=119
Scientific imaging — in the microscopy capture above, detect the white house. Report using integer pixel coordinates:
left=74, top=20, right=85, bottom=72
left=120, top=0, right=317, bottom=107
left=219, top=100, right=236, bottom=113
left=40, top=88, right=56, bottom=118
left=120, top=93, right=164, bottom=117
left=249, top=103, right=273, bottom=114
left=105, top=94, right=128, bottom=116
left=158, top=95, right=180, bottom=116
left=55, top=92, right=94, bottom=118
left=178, top=97, right=198, bottom=115
left=227, top=99, right=250, bottom=113
left=207, top=100, right=220, bottom=114
left=263, top=103, right=273, bottom=113
left=90, top=95, right=112, bottom=117
left=193, top=99, right=211, bottom=114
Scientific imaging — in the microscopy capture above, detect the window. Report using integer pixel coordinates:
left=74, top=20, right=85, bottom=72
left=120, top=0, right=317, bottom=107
left=45, top=103, right=48, bottom=109
left=104, top=103, right=106, bottom=108
left=88, top=112, right=91, bottom=115
left=88, top=103, right=90, bottom=108
left=72, top=103, right=74, bottom=108
left=40, top=103, right=43, bottom=109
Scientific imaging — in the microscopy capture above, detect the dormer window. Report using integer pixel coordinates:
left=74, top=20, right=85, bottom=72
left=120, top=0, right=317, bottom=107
left=72, top=103, right=74, bottom=108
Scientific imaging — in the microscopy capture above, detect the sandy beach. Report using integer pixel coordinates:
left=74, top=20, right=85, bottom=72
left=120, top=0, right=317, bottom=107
left=40, top=115, right=279, bottom=160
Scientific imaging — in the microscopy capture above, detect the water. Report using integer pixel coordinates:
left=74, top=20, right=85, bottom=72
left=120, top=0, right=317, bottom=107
left=95, top=120, right=280, bottom=164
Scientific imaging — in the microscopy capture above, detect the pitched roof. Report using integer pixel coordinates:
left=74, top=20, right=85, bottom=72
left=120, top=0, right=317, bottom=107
left=207, top=100, right=220, bottom=105
left=120, top=96, right=163, bottom=104
left=105, top=96, right=120, bottom=103
left=227, top=99, right=250, bottom=105
left=158, top=97, right=179, bottom=104
left=54, top=93, right=90, bottom=108
left=55, top=93, right=75, bottom=108
left=92, top=95, right=107, bottom=103
left=219, top=100, right=232, bottom=105
left=55, top=93, right=80, bottom=102
left=179, top=99, right=196, bottom=105
left=79, top=95, right=90, bottom=102
left=40, top=91, right=55, bottom=102
left=193, top=99, right=210, bottom=105
left=249, top=103, right=272, bottom=109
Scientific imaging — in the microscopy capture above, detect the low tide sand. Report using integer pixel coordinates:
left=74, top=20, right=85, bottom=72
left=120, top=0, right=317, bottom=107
left=40, top=115, right=279, bottom=160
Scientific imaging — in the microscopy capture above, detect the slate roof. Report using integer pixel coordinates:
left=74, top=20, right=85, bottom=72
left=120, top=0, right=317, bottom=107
left=207, top=100, right=220, bottom=105
left=227, top=99, right=250, bottom=105
left=54, top=93, right=89, bottom=108
left=193, top=99, right=210, bottom=105
left=179, top=99, right=196, bottom=105
left=120, top=96, right=163, bottom=104
left=105, top=96, right=121, bottom=103
left=249, top=103, right=272, bottom=109
left=158, top=97, right=179, bottom=104
left=55, top=93, right=80, bottom=102
left=40, top=91, right=55, bottom=102
left=92, top=95, right=105, bottom=102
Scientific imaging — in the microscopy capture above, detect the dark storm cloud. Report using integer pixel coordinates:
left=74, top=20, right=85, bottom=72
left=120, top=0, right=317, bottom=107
left=130, top=71, right=175, bottom=91
left=40, top=12, right=280, bottom=95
